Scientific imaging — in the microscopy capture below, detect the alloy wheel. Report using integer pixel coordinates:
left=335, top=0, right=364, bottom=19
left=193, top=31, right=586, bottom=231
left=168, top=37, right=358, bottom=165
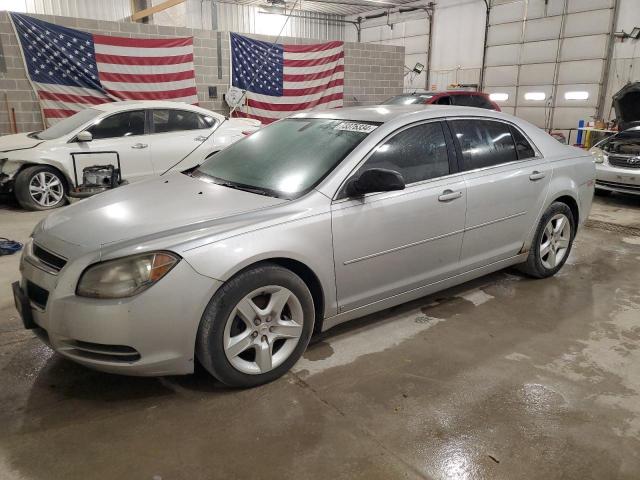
left=29, top=171, right=64, bottom=207
left=223, top=285, right=304, bottom=375
left=540, top=213, right=571, bottom=269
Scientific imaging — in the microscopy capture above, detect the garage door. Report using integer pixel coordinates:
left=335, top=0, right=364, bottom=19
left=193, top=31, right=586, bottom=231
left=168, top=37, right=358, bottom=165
left=483, top=0, right=615, bottom=139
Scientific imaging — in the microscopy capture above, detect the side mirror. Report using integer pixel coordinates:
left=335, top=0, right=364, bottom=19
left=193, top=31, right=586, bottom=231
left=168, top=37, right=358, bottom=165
left=345, top=168, right=405, bottom=197
left=76, top=131, right=93, bottom=142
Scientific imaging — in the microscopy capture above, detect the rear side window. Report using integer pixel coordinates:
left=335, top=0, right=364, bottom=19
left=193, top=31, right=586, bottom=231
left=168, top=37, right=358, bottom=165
left=450, top=119, right=517, bottom=170
left=435, top=96, right=451, bottom=105
left=510, top=127, right=536, bottom=159
left=152, top=109, right=211, bottom=133
left=87, top=110, right=145, bottom=139
left=359, top=122, right=450, bottom=184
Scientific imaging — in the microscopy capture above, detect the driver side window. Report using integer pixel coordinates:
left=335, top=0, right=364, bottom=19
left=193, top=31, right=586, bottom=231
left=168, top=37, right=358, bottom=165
left=87, top=110, right=146, bottom=140
left=357, top=122, right=450, bottom=185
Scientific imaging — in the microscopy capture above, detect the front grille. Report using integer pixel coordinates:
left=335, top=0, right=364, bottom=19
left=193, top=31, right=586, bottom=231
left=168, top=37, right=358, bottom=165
left=608, top=155, right=640, bottom=169
left=64, top=340, right=141, bottom=363
left=33, top=244, right=67, bottom=272
left=26, top=281, right=49, bottom=310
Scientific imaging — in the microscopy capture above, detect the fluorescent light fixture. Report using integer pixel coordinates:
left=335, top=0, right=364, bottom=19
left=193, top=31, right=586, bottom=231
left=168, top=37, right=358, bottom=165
left=564, top=91, right=589, bottom=100
left=489, top=93, right=509, bottom=102
left=524, top=92, right=546, bottom=101
left=630, top=27, right=640, bottom=39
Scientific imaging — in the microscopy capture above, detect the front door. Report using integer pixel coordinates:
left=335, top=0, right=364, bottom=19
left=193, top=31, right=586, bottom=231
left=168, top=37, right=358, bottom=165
left=448, top=118, right=552, bottom=271
left=73, top=109, right=153, bottom=184
left=331, top=121, right=466, bottom=312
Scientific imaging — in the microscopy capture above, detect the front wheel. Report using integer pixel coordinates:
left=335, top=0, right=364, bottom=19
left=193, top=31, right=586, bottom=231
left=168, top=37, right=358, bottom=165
left=518, top=202, right=575, bottom=278
left=14, top=165, right=68, bottom=211
left=196, top=263, right=314, bottom=387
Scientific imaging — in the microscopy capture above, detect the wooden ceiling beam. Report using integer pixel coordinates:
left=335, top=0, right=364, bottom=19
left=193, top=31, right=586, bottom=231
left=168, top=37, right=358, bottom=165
left=131, top=0, right=186, bottom=22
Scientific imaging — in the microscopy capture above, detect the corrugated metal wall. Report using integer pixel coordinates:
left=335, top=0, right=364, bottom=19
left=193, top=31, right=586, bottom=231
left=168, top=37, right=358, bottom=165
left=8, top=0, right=132, bottom=21
left=150, top=0, right=345, bottom=40
left=483, top=0, right=616, bottom=134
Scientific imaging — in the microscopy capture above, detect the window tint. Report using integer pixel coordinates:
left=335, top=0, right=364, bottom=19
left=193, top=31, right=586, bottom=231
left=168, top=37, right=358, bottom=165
left=451, top=94, right=495, bottom=110
left=435, top=96, right=451, bottom=105
left=450, top=119, right=517, bottom=170
left=87, top=110, right=145, bottom=140
left=510, top=127, right=536, bottom=159
left=359, top=122, right=450, bottom=184
left=152, top=109, right=211, bottom=133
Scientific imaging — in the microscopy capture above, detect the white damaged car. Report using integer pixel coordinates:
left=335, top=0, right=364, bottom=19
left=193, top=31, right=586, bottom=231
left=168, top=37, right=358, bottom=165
left=0, top=101, right=260, bottom=210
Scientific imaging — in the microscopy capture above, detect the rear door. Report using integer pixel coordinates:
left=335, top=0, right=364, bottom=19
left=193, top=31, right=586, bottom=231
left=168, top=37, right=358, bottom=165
left=448, top=118, right=552, bottom=271
left=147, top=109, right=215, bottom=173
left=331, top=120, right=466, bottom=312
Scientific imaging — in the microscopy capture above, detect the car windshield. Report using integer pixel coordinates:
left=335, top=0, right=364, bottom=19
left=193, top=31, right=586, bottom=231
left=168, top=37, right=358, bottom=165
left=194, top=118, right=378, bottom=198
left=384, top=95, right=432, bottom=105
left=35, top=108, right=102, bottom=140
left=602, top=131, right=640, bottom=155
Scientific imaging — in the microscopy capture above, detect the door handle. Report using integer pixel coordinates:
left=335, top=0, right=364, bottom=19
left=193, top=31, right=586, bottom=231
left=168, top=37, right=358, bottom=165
left=529, top=171, right=546, bottom=181
left=194, top=136, right=208, bottom=142
left=131, top=143, right=148, bottom=149
left=438, top=189, right=463, bottom=202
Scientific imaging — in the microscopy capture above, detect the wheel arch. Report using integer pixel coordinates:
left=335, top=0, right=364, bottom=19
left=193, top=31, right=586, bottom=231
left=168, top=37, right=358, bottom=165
left=552, top=194, right=580, bottom=227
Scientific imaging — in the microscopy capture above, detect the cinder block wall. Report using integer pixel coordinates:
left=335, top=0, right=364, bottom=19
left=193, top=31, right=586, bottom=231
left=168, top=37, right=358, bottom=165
left=0, top=11, right=404, bottom=135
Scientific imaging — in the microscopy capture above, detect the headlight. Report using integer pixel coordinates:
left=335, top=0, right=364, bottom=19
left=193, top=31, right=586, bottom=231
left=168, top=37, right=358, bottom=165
left=590, top=147, right=606, bottom=164
left=77, top=251, right=180, bottom=299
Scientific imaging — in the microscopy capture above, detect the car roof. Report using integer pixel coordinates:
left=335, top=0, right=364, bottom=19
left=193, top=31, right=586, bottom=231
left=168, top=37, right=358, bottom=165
left=292, top=104, right=504, bottom=123
left=92, top=101, right=219, bottom=117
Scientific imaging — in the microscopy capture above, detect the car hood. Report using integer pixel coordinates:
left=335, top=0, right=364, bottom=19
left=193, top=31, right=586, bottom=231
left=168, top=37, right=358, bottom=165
left=39, top=173, right=287, bottom=251
left=613, top=82, right=640, bottom=131
left=0, top=132, right=44, bottom=153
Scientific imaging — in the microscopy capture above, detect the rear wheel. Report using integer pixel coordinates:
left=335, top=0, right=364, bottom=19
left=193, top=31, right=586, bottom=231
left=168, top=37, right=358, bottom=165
left=518, top=202, right=575, bottom=278
left=196, top=263, right=314, bottom=387
left=14, top=165, right=67, bottom=211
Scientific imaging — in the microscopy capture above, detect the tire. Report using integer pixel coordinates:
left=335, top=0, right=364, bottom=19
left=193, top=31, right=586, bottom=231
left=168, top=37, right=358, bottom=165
left=196, top=263, right=315, bottom=388
left=14, top=165, right=68, bottom=211
left=518, top=202, right=576, bottom=279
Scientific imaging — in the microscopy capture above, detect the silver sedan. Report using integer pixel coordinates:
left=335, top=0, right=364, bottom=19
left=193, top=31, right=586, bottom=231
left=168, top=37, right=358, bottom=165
left=13, top=105, right=596, bottom=387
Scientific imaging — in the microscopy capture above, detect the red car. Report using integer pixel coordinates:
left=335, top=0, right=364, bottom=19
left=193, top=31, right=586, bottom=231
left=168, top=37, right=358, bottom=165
left=384, top=91, right=501, bottom=111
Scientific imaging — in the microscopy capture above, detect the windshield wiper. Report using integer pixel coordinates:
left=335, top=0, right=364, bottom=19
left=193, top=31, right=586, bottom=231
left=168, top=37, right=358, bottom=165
left=215, top=181, right=275, bottom=197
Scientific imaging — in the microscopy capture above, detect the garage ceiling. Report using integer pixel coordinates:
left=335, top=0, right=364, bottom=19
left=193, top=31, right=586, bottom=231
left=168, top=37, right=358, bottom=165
left=218, top=0, right=424, bottom=16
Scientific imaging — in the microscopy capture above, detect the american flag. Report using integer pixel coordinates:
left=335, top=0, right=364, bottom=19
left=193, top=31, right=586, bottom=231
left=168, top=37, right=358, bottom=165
left=10, top=13, right=198, bottom=125
left=230, top=33, right=343, bottom=124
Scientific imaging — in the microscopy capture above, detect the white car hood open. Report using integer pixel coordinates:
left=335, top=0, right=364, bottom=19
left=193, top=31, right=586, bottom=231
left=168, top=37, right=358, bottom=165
left=38, top=173, right=287, bottom=252
left=0, top=132, right=44, bottom=153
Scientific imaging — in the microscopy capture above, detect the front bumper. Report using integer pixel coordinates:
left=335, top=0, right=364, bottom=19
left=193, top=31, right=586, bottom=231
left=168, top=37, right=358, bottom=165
left=17, top=242, right=221, bottom=376
left=596, top=162, right=640, bottom=195
left=0, top=172, right=15, bottom=194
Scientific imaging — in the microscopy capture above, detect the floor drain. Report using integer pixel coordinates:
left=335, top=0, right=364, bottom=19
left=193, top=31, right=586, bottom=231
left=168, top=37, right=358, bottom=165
left=584, top=219, right=640, bottom=236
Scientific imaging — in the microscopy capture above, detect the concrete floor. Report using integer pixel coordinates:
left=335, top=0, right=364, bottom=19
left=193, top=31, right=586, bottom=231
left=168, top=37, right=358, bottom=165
left=1, top=194, right=639, bottom=480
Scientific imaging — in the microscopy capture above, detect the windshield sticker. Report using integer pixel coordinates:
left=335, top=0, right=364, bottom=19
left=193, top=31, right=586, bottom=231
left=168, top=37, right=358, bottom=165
left=334, top=122, right=378, bottom=133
